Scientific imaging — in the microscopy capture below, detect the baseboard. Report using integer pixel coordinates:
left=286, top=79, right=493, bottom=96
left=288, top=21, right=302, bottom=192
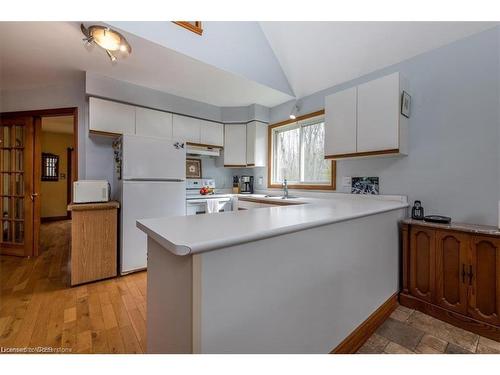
left=331, top=293, right=398, bottom=354
left=399, top=293, right=500, bottom=342
left=41, top=216, right=70, bottom=223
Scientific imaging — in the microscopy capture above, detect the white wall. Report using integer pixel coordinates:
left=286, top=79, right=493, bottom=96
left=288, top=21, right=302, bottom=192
left=0, top=75, right=87, bottom=179
left=264, top=26, right=500, bottom=226
left=107, top=21, right=294, bottom=97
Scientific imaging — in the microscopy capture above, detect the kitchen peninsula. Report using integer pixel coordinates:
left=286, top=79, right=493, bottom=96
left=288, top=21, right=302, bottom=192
left=137, top=194, right=408, bottom=353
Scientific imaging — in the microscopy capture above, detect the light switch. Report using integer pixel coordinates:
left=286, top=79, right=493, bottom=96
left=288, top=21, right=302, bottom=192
left=342, top=176, right=352, bottom=188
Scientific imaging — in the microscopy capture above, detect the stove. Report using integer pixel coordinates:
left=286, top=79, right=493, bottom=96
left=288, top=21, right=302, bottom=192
left=186, top=179, right=233, bottom=215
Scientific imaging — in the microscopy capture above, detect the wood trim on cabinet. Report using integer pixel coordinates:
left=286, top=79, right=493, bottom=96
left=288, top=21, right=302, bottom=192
left=173, top=21, right=203, bottom=35
left=331, top=293, right=398, bottom=354
left=325, top=148, right=400, bottom=159
left=401, top=223, right=410, bottom=294
left=269, top=110, right=325, bottom=129
left=224, top=164, right=247, bottom=168
left=89, top=129, right=121, bottom=137
left=186, top=141, right=223, bottom=149
left=400, top=292, right=500, bottom=342
left=267, top=110, right=336, bottom=191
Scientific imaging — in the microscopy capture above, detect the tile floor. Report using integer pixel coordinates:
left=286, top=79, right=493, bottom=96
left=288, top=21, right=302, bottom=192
left=357, top=305, right=500, bottom=354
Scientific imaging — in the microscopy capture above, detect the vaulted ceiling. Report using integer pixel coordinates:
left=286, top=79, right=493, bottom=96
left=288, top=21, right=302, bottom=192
left=260, top=21, right=498, bottom=99
left=1, top=21, right=498, bottom=110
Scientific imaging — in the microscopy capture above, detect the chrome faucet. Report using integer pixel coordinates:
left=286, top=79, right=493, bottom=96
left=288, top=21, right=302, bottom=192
left=283, top=179, right=289, bottom=199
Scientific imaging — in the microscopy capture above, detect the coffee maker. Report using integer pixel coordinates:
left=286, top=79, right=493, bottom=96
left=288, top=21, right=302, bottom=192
left=240, top=176, right=254, bottom=194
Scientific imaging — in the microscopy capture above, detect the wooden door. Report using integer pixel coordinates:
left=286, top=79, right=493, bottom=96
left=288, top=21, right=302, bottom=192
left=468, top=236, right=500, bottom=325
left=0, top=116, right=35, bottom=256
left=435, top=231, right=469, bottom=314
left=409, top=226, right=435, bottom=302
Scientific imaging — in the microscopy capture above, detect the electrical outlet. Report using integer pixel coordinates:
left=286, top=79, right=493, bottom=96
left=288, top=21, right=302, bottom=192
left=258, top=176, right=263, bottom=185
left=342, top=176, right=352, bottom=188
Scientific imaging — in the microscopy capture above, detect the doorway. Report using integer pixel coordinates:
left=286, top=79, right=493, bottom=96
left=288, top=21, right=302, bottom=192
left=0, top=108, right=78, bottom=257
left=40, top=116, right=75, bottom=223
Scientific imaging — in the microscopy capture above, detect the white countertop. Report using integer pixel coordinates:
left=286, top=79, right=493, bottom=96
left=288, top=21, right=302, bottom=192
left=137, top=194, right=408, bottom=256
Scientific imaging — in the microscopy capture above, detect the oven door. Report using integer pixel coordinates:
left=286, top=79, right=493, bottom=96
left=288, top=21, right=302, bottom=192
left=186, top=200, right=207, bottom=215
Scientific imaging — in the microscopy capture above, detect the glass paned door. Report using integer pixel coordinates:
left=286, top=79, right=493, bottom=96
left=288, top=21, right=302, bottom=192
left=0, top=117, right=34, bottom=256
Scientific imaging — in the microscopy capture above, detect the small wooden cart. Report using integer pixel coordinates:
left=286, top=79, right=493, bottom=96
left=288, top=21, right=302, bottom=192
left=67, top=201, right=119, bottom=286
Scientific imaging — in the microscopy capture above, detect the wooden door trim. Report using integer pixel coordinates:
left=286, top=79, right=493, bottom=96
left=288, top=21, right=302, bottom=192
left=1, top=107, right=78, bottom=257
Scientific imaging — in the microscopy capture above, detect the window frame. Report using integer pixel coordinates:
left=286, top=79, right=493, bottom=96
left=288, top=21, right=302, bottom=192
left=267, top=110, right=336, bottom=190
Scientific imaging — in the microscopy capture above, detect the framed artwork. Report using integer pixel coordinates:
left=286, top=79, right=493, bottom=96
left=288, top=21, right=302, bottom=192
left=173, top=21, right=203, bottom=35
left=186, top=158, right=202, bottom=179
left=351, top=177, right=379, bottom=195
left=401, top=91, right=411, bottom=118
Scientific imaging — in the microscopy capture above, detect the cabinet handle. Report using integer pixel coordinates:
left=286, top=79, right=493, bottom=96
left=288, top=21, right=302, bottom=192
left=468, top=265, right=474, bottom=286
left=462, top=264, right=466, bottom=283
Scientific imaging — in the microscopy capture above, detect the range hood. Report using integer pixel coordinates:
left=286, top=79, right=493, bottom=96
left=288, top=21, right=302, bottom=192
left=186, top=144, right=221, bottom=157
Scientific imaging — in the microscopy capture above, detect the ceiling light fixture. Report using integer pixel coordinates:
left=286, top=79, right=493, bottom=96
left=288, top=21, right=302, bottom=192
left=81, top=24, right=131, bottom=62
left=289, top=104, right=299, bottom=120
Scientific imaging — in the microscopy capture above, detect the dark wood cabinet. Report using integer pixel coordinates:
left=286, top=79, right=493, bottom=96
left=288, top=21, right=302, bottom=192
left=468, top=236, right=500, bottom=325
left=435, top=231, right=468, bottom=315
left=401, top=221, right=500, bottom=342
left=409, top=227, right=435, bottom=302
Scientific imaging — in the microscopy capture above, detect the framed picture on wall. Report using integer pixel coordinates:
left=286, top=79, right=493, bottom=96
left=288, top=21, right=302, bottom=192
left=186, top=158, right=202, bottom=179
left=401, top=91, right=411, bottom=118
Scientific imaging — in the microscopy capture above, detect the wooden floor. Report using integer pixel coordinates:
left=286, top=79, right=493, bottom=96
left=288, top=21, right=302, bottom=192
left=0, top=220, right=147, bottom=354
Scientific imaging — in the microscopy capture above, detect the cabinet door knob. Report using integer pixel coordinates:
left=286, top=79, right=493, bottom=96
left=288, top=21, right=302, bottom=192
left=468, top=265, right=474, bottom=285
left=462, top=264, right=466, bottom=283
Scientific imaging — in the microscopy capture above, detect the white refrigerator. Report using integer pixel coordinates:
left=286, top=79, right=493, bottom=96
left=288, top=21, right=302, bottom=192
left=116, top=135, right=186, bottom=274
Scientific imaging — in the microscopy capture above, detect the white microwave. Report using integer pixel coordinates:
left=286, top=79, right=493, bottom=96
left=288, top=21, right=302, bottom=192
left=73, top=180, right=110, bottom=203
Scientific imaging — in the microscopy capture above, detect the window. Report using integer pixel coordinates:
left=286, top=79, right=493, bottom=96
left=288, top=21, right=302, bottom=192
left=173, top=21, right=203, bottom=35
left=42, top=153, right=59, bottom=181
left=268, top=111, right=335, bottom=190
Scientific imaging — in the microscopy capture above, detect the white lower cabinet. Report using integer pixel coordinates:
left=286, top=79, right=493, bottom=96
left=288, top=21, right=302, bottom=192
left=135, top=107, right=173, bottom=138
left=89, top=97, right=136, bottom=135
left=224, top=124, right=247, bottom=167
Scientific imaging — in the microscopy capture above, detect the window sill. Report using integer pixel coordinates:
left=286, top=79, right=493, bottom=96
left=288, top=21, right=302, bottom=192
left=267, top=184, right=335, bottom=191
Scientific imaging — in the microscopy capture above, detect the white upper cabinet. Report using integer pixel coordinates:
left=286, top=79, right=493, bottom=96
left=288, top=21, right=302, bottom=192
left=89, top=97, right=136, bottom=135
left=324, top=72, right=408, bottom=159
left=224, top=124, right=247, bottom=166
left=200, top=120, right=224, bottom=147
left=135, top=107, right=173, bottom=138
left=172, top=114, right=201, bottom=144
left=357, top=73, right=400, bottom=152
left=246, top=121, right=267, bottom=167
left=324, top=87, right=357, bottom=157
